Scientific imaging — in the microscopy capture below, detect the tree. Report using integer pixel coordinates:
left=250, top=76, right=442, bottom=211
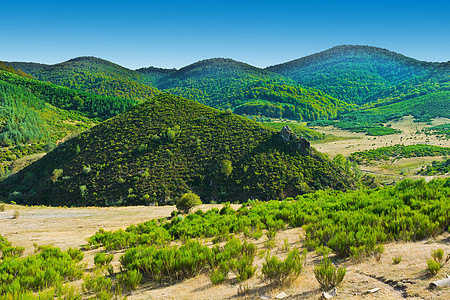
left=176, top=192, right=202, bottom=214
left=221, top=159, right=233, bottom=177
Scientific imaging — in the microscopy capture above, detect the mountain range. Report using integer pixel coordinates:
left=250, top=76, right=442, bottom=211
left=1, top=45, right=449, bottom=206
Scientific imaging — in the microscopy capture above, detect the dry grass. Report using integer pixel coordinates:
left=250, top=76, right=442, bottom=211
left=1, top=204, right=449, bottom=299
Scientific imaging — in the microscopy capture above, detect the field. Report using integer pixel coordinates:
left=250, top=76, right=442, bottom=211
left=312, top=116, right=450, bottom=182
left=1, top=203, right=449, bottom=299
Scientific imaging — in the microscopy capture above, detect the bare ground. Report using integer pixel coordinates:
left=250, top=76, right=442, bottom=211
left=311, top=116, right=450, bottom=182
left=1, top=204, right=449, bottom=299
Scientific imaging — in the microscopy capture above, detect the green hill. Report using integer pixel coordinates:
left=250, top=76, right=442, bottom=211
left=10, top=57, right=351, bottom=121
left=154, top=58, right=352, bottom=120
left=0, top=94, right=356, bottom=206
left=267, top=45, right=446, bottom=104
left=9, top=57, right=160, bottom=101
left=0, top=69, right=138, bottom=119
left=0, top=69, right=96, bottom=177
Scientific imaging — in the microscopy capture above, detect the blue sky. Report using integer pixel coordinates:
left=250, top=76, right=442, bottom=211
left=1, top=0, right=449, bottom=69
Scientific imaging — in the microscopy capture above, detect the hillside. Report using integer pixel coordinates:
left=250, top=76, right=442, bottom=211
left=267, top=45, right=446, bottom=104
left=0, top=69, right=95, bottom=177
left=9, top=57, right=352, bottom=121
left=0, top=94, right=356, bottom=206
left=155, top=58, right=352, bottom=120
left=8, top=57, right=160, bottom=101
left=0, top=69, right=137, bottom=120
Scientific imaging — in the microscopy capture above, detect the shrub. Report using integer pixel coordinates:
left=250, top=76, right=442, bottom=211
left=13, top=210, right=19, bottom=219
left=94, top=252, right=114, bottom=268
left=0, top=203, right=5, bottom=212
left=209, top=269, right=226, bottom=285
left=392, top=256, right=402, bottom=264
left=67, top=248, right=84, bottom=262
left=314, top=255, right=346, bottom=290
left=176, top=192, right=202, bottom=214
left=117, top=269, right=142, bottom=291
left=261, top=248, right=306, bottom=287
left=427, top=248, right=450, bottom=275
left=427, top=259, right=441, bottom=275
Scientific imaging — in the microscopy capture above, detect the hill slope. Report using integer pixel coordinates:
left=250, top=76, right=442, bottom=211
left=1, top=94, right=356, bottom=206
left=9, top=57, right=160, bottom=101
left=154, top=58, right=352, bottom=120
left=0, top=69, right=95, bottom=177
left=267, top=45, right=447, bottom=104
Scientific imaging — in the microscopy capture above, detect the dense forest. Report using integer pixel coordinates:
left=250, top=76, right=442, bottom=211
left=9, top=57, right=160, bottom=101
left=267, top=45, right=446, bottom=105
left=0, top=70, right=137, bottom=120
left=0, top=94, right=357, bottom=206
left=0, top=69, right=96, bottom=177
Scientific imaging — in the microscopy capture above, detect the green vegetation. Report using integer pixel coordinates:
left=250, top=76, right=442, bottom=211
left=0, top=94, right=355, bottom=206
left=419, top=158, right=450, bottom=175
left=10, top=57, right=160, bottom=101
left=1, top=178, right=449, bottom=297
left=0, top=236, right=84, bottom=299
left=0, top=69, right=137, bottom=120
left=176, top=192, right=202, bottom=214
left=422, top=123, right=450, bottom=138
left=365, top=91, right=450, bottom=122
left=267, top=45, right=448, bottom=105
left=86, top=179, right=449, bottom=260
left=262, top=121, right=326, bottom=140
left=427, top=249, right=450, bottom=275
left=309, top=112, right=402, bottom=136
left=349, top=144, right=450, bottom=164
left=314, top=255, right=346, bottom=290
left=0, top=70, right=97, bottom=177
left=261, top=248, right=306, bottom=286
left=155, top=58, right=352, bottom=120
left=392, top=256, right=402, bottom=264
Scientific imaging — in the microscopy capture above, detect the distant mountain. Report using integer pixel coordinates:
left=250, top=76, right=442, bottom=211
left=9, top=57, right=160, bottom=101
left=267, top=45, right=448, bottom=104
left=154, top=58, right=352, bottom=120
left=0, top=94, right=356, bottom=206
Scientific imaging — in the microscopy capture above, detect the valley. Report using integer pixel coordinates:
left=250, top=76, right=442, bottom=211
left=1, top=45, right=449, bottom=299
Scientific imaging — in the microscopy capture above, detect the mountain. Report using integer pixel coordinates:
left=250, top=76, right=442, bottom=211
left=267, top=45, right=448, bottom=104
left=8, top=57, right=160, bottom=101
left=154, top=58, right=353, bottom=120
left=0, top=94, right=356, bottom=206
left=9, top=57, right=352, bottom=121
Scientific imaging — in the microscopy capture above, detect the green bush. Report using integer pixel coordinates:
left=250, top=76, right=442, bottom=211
left=176, top=192, right=202, bottom=214
left=314, top=255, right=346, bottom=290
left=427, top=248, right=450, bottom=275
left=94, top=252, right=114, bottom=268
left=261, top=248, right=306, bottom=287
left=427, top=259, right=441, bottom=275
left=117, top=269, right=142, bottom=291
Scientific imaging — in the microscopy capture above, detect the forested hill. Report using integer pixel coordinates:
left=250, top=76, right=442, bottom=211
left=266, top=45, right=447, bottom=104
left=8, top=57, right=352, bottom=121
left=8, top=57, right=160, bottom=101
left=153, top=58, right=353, bottom=120
left=0, top=94, right=356, bottom=206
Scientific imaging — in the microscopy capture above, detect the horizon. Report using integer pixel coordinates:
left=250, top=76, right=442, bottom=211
left=1, top=0, right=449, bottom=69
left=6, top=44, right=449, bottom=71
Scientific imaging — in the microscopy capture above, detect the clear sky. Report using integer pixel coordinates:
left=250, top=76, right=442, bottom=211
left=1, top=0, right=449, bottom=69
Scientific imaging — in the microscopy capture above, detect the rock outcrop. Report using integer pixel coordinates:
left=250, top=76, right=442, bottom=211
left=279, top=125, right=310, bottom=151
